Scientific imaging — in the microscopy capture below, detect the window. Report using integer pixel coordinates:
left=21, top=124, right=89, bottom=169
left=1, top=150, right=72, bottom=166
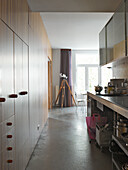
left=75, top=51, right=100, bottom=93
left=77, top=66, right=85, bottom=93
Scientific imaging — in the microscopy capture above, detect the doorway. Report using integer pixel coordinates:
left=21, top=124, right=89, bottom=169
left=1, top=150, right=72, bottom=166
left=76, top=65, right=100, bottom=93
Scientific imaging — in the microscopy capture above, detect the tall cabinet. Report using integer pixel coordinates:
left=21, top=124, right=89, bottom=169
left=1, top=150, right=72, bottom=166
left=0, top=20, right=16, bottom=170
left=0, top=0, right=51, bottom=169
left=14, top=34, right=29, bottom=170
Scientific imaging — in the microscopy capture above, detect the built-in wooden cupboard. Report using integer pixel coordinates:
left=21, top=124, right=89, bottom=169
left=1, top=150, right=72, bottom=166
left=1, top=0, right=28, bottom=45
left=0, top=19, right=15, bottom=170
left=14, top=34, right=30, bottom=170
left=0, top=0, right=51, bottom=169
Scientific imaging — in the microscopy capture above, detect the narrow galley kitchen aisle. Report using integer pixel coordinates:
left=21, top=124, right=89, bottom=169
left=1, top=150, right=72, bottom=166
left=26, top=107, right=112, bottom=170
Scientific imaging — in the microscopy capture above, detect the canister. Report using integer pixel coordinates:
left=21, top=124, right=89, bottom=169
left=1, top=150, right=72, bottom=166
left=116, top=121, right=128, bottom=138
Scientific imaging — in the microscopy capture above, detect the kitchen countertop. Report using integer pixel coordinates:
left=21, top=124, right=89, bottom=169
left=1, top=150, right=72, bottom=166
left=87, top=91, right=128, bottom=119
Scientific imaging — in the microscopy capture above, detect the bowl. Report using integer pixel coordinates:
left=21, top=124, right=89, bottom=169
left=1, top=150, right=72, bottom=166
left=95, top=85, right=103, bottom=94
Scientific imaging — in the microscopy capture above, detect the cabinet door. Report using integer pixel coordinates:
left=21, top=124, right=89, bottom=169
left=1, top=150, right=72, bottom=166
left=14, top=34, right=23, bottom=170
left=106, top=17, right=114, bottom=63
left=1, top=0, right=17, bottom=33
left=22, top=42, right=30, bottom=167
left=14, top=34, right=29, bottom=170
left=2, top=0, right=28, bottom=44
left=0, top=20, right=14, bottom=122
left=17, top=0, right=28, bottom=44
left=99, top=27, right=107, bottom=66
left=113, top=1, right=126, bottom=59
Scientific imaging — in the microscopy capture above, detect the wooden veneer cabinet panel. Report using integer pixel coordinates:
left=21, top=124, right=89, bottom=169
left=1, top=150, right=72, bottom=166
left=1, top=0, right=17, bottom=33
left=14, top=34, right=29, bottom=170
left=0, top=0, right=1, bottom=19
left=0, top=20, right=14, bottom=122
left=17, top=0, right=28, bottom=44
left=2, top=0, right=28, bottom=44
left=28, top=12, right=49, bottom=152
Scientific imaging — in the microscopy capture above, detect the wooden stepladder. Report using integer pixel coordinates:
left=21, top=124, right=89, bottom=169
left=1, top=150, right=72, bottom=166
left=55, top=79, right=76, bottom=108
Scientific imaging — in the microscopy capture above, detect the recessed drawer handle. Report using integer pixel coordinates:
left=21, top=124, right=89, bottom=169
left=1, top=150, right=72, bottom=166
left=6, top=122, right=12, bottom=126
left=7, top=160, right=13, bottom=163
left=7, top=147, right=12, bottom=151
left=0, top=97, right=6, bottom=102
left=19, top=91, right=28, bottom=95
left=7, top=135, right=12, bottom=138
left=8, top=94, right=18, bottom=98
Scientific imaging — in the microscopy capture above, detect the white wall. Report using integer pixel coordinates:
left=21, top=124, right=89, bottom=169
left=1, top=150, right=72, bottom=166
left=52, top=49, right=60, bottom=104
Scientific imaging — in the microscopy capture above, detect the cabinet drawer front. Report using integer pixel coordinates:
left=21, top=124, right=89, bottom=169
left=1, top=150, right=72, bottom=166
left=2, top=127, right=15, bottom=152
left=2, top=152, right=15, bottom=170
left=2, top=115, right=15, bottom=134
left=1, top=151, right=9, bottom=170
left=2, top=132, right=15, bottom=170
left=7, top=141, right=15, bottom=170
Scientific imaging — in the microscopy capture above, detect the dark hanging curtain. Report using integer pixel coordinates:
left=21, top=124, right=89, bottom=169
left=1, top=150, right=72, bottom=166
left=59, top=49, right=72, bottom=107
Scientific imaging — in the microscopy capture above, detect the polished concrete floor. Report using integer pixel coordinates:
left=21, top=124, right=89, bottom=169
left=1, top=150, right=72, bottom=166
left=26, top=107, right=112, bottom=170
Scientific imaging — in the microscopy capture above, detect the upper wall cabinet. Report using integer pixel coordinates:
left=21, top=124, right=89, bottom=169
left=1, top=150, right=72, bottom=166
left=99, top=27, right=107, bottom=66
left=1, top=0, right=28, bottom=45
left=99, top=0, right=126, bottom=66
left=106, top=17, right=114, bottom=63
left=113, top=1, right=126, bottom=60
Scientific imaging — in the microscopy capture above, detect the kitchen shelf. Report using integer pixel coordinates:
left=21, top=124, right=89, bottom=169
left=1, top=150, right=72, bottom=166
left=112, top=153, right=128, bottom=170
left=112, top=135, right=128, bottom=156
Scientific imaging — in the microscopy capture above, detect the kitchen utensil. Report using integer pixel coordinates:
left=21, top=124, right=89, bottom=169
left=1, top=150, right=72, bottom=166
left=121, top=132, right=128, bottom=144
left=122, top=163, right=128, bottom=170
left=116, top=121, right=128, bottom=138
left=107, top=85, right=115, bottom=94
left=95, top=85, right=103, bottom=94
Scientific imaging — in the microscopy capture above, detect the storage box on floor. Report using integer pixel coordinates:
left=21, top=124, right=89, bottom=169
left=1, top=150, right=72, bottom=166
left=96, top=122, right=113, bottom=148
left=86, top=113, right=112, bottom=147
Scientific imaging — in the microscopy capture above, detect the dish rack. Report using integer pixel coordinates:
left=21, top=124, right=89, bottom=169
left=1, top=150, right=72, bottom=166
left=96, top=122, right=113, bottom=150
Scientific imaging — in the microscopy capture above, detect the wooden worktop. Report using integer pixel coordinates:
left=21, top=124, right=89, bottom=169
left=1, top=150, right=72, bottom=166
left=87, top=92, right=128, bottom=119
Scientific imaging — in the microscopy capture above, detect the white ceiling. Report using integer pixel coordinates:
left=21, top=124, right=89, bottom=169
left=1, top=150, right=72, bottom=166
left=40, top=13, right=113, bottom=50
left=28, top=0, right=121, bottom=12
left=28, top=0, right=120, bottom=50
